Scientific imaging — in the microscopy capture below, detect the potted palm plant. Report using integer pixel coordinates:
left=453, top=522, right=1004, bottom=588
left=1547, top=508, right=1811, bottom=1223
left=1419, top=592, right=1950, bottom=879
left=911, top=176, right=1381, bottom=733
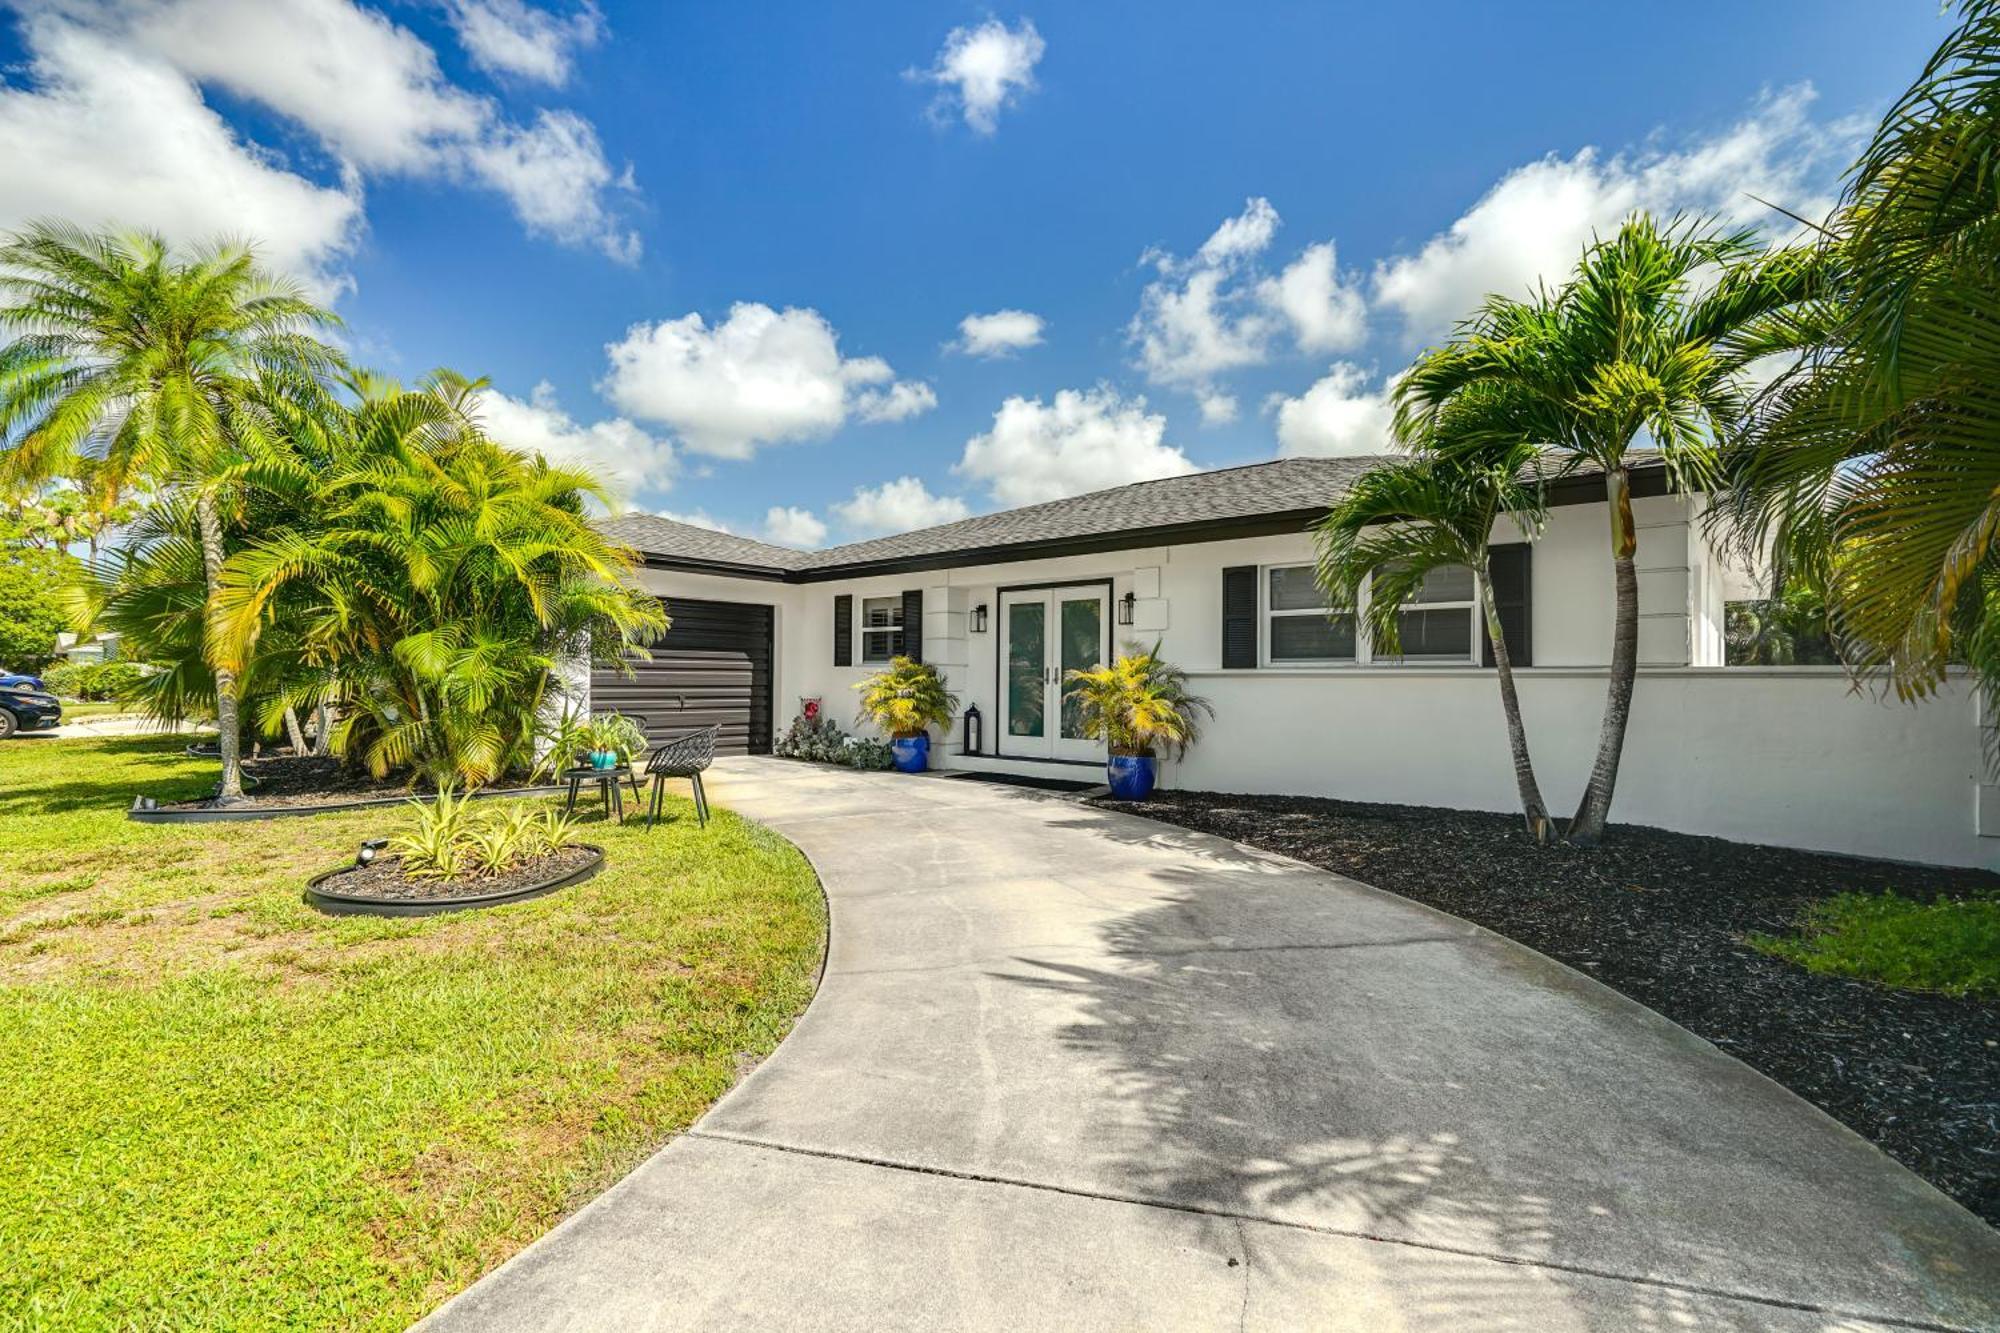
left=1064, top=643, right=1213, bottom=800
left=854, top=656, right=958, bottom=773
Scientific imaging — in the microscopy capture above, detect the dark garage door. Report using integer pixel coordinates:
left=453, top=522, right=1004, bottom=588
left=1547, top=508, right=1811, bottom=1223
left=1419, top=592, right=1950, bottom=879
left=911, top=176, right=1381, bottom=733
left=590, top=598, right=774, bottom=755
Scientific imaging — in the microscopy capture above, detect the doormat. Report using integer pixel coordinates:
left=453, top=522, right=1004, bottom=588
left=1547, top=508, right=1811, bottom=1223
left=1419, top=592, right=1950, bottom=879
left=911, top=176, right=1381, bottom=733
left=950, top=771, right=1102, bottom=794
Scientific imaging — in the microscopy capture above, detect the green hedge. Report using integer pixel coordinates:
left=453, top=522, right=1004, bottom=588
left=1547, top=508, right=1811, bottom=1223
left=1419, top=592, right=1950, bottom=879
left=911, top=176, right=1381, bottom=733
left=40, top=661, right=149, bottom=702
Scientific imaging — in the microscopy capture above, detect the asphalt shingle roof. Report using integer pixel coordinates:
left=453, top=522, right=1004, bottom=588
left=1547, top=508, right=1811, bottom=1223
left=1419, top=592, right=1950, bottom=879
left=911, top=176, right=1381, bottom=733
left=602, top=456, right=1389, bottom=577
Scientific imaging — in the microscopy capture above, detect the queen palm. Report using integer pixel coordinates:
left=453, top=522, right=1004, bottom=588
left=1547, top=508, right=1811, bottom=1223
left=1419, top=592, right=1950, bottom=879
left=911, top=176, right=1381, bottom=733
left=1716, top=0, right=2000, bottom=708
left=1396, top=215, right=1820, bottom=844
left=1317, top=431, right=1554, bottom=841
left=0, top=223, right=342, bottom=800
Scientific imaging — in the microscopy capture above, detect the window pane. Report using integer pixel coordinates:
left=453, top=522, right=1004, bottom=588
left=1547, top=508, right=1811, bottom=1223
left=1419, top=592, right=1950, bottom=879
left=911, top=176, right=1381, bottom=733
left=1006, top=602, right=1045, bottom=736
left=1270, top=613, right=1355, bottom=661
left=1410, top=564, right=1475, bottom=604
left=1059, top=596, right=1102, bottom=739
left=862, top=628, right=903, bottom=663
left=1267, top=565, right=1327, bottom=612
left=861, top=596, right=902, bottom=629
left=1390, top=608, right=1473, bottom=660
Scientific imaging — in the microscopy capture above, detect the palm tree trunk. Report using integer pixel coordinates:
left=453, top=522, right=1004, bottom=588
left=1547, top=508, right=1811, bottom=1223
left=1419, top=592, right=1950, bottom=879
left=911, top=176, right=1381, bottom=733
left=1570, top=465, right=1639, bottom=845
left=195, top=491, right=247, bottom=803
left=1480, top=572, right=1553, bottom=843
left=313, top=700, right=333, bottom=757
left=283, top=706, right=308, bottom=755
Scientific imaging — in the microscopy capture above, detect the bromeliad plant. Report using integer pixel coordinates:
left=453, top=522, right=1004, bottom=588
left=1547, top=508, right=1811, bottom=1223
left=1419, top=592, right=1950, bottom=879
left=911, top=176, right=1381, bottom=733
left=387, top=790, right=580, bottom=881
left=1063, top=643, right=1213, bottom=759
left=853, top=656, right=958, bottom=739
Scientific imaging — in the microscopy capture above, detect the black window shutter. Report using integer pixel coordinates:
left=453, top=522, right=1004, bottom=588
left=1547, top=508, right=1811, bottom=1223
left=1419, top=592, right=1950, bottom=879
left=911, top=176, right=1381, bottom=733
left=901, top=589, right=924, bottom=664
left=1482, top=544, right=1532, bottom=668
left=1221, top=566, right=1258, bottom=669
left=833, top=594, right=852, bottom=666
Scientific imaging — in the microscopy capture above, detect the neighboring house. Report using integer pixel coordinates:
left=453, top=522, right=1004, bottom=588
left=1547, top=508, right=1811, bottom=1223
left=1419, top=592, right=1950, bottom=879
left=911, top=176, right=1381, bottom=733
left=51, top=631, right=122, bottom=664
left=594, top=457, right=1992, bottom=869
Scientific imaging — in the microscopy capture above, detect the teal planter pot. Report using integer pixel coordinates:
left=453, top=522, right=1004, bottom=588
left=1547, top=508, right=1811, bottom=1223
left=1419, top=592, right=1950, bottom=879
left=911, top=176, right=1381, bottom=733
left=1106, top=753, right=1156, bottom=800
left=589, top=749, right=619, bottom=770
left=891, top=734, right=930, bottom=773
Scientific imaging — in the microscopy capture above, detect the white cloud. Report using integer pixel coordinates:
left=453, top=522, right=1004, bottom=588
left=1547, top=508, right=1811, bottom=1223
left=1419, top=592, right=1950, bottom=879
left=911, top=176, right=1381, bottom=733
left=952, top=309, right=1045, bottom=358
left=1258, top=242, right=1367, bottom=354
left=832, top=477, right=971, bottom=536
left=1270, top=363, right=1396, bottom=459
left=1198, top=392, right=1238, bottom=426
left=474, top=381, right=673, bottom=506
left=1196, top=195, right=1279, bottom=267
left=956, top=386, right=1197, bottom=507
left=601, top=302, right=934, bottom=459
left=0, top=17, right=364, bottom=291
left=1130, top=196, right=1366, bottom=408
left=1373, top=85, right=1861, bottom=341
left=762, top=506, right=827, bottom=548
left=2, top=0, right=638, bottom=270
left=464, top=109, right=639, bottom=260
left=853, top=377, right=939, bottom=424
left=447, top=0, right=601, bottom=86
left=913, top=18, right=1045, bottom=135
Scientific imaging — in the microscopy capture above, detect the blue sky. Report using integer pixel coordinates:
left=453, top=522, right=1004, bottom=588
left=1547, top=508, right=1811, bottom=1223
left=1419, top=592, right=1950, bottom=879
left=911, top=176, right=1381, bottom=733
left=0, top=1, right=1947, bottom=545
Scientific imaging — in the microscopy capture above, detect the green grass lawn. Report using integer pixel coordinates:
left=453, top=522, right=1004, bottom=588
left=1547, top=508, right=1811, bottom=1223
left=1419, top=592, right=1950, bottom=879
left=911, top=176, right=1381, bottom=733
left=1750, top=891, right=2000, bottom=999
left=0, top=735, right=826, bottom=1330
left=52, top=700, right=141, bottom=720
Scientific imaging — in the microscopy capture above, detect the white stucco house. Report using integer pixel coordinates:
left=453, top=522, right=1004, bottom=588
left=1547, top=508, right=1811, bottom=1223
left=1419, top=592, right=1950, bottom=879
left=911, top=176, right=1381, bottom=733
left=591, top=457, right=1994, bottom=870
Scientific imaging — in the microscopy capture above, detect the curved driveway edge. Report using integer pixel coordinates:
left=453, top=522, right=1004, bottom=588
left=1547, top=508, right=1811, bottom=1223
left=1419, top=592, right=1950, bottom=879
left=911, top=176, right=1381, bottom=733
left=425, top=758, right=2000, bottom=1332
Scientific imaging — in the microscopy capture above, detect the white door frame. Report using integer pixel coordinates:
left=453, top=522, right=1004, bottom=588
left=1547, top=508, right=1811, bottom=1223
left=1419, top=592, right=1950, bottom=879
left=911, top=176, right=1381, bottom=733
left=996, top=580, right=1111, bottom=763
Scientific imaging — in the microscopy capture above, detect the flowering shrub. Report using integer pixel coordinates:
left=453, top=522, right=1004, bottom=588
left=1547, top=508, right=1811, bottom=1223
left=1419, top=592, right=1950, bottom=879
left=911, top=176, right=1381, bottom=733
left=775, top=709, right=893, bottom=770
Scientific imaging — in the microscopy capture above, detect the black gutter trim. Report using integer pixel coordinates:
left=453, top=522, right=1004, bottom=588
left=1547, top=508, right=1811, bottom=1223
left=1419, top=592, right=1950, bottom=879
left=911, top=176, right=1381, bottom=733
left=638, top=552, right=794, bottom=582
left=635, top=462, right=1676, bottom=584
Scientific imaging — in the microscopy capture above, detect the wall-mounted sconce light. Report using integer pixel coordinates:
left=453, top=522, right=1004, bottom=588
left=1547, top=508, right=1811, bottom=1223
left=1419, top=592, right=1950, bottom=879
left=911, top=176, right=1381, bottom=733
left=1118, top=591, right=1137, bottom=626
left=970, top=603, right=988, bottom=633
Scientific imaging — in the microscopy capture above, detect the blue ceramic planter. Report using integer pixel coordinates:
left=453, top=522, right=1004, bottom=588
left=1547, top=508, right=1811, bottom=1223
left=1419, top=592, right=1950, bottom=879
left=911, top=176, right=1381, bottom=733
left=891, top=734, right=930, bottom=773
left=589, top=750, right=619, bottom=770
left=1106, top=753, right=1156, bottom=801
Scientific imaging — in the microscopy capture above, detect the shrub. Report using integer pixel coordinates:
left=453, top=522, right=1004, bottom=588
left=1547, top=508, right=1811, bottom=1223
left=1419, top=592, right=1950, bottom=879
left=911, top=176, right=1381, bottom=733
left=387, top=792, right=578, bottom=881
left=41, top=660, right=149, bottom=701
left=776, top=711, right=896, bottom=770
left=1063, top=642, right=1213, bottom=758
left=1749, top=892, right=2000, bottom=999
left=853, top=656, right=957, bottom=739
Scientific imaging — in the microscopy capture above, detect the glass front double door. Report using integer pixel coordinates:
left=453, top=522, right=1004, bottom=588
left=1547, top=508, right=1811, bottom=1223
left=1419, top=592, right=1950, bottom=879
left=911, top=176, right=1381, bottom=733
left=999, top=585, right=1109, bottom=761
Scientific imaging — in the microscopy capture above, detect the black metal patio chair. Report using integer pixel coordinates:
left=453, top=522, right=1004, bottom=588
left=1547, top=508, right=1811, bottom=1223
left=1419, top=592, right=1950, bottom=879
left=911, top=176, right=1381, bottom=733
left=642, top=724, right=717, bottom=829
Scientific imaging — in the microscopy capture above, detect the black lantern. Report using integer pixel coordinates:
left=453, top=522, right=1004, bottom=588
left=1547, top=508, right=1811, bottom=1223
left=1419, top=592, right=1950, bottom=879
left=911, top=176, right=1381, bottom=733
left=1118, top=591, right=1137, bottom=625
left=969, top=603, right=988, bottom=633
left=962, top=703, right=983, bottom=755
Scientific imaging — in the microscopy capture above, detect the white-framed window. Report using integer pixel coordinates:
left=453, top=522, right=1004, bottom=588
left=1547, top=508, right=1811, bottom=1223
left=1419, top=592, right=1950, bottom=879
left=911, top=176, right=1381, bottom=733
left=1258, top=561, right=1480, bottom=666
left=1375, top=562, right=1479, bottom=664
left=859, top=595, right=904, bottom=663
left=1263, top=565, right=1356, bottom=664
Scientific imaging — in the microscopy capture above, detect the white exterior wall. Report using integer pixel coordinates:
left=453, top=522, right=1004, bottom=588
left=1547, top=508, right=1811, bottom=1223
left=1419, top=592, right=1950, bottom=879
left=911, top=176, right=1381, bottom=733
left=631, top=495, right=1996, bottom=870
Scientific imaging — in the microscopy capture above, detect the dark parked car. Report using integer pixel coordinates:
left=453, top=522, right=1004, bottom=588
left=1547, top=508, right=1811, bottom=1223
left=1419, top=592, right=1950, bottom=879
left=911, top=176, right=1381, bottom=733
left=0, top=672, right=61, bottom=738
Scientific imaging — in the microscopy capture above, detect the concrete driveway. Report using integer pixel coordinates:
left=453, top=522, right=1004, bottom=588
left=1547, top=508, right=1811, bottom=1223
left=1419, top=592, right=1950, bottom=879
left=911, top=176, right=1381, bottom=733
left=427, top=758, right=2000, bottom=1332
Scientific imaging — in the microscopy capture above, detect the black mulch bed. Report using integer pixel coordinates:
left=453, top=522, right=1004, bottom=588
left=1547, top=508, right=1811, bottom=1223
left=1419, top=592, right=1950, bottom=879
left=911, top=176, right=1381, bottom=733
left=313, top=845, right=598, bottom=902
left=1090, top=788, right=2000, bottom=1226
left=163, top=755, right=428, bottom=810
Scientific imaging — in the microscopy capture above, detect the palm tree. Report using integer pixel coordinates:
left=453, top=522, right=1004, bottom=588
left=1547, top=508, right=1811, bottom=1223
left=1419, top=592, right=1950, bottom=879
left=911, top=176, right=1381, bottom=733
left=0, top=224, right=342, bottom=801
left=1715, top=0, right=2000, bottom=710
left=1316, top=433, right=1554, bottom=841
left=1396, top=215, right=1819, bottom=844
left=210, top=370, right=667, bottom=789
